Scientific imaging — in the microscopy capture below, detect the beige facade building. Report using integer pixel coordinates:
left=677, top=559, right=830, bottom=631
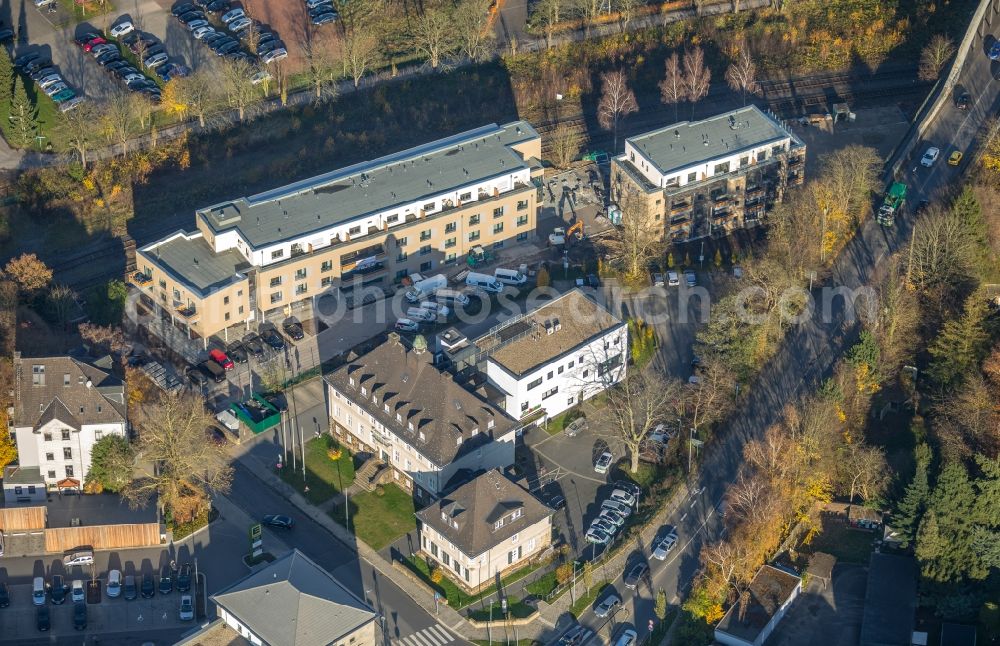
left=325, top=334, right=519, bottom=504
left=134, top=122, right=543, bottom=343
left=415, top=469, right=553, bottom=592
left=610, top=106, right=805, bottom=243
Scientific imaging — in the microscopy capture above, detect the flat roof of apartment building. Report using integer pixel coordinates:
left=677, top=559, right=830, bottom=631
left=197, top=121, right=541, bottom=249
left=476, top=289, right=624, bottom=376
left=139, top=232, right=250, bottom=296
left=625, top=105, right=801, bottom=176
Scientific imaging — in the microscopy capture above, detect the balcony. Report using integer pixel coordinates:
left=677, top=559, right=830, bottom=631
left=341, top=245, right=387, bottom=271
left=712, top=207, right=730, bottom=219
left=789, top=172, right=804, bottom=186
left=176, top=305, right=198, bottom=320
left=670, top=202, right=691, bottom=215
left=131, top=272, right=152, bottom=287
left=711, top=192, right=731, bottom=204
left=670, top=213, right=691, bottom=225
left=341, top=260, right=386, bottom=281
left=788, top=156, right=804, bottom=168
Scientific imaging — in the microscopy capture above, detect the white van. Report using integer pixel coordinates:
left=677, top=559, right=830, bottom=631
left=494, top=267, right=527, bottom=286
left=406, top=307, right=436, bottom=322
left=419, top=301, right=450, bottom=318
left=466, top=272, right=503, bottom=293
left=33, top=577, right=46, bottom=605
left=405, top=274, right=447, bottom=303
left=434, top=289, right=470, bottom=307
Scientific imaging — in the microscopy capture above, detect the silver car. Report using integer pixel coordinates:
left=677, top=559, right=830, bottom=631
left=593, top=593, right=621, bottom=618
left=652, top=530, right=678, bottom=560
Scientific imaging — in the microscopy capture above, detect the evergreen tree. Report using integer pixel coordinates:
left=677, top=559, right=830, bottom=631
left=0, top=49, right=13, bottom=110
left=895, top=443, right=931, bottom=548
left=917, top=461, right=980, bottom=583
left=655, top=588, right=668, bottom=621
left=927, top=290, right=992, bottom=389
left=85, top=435, right=134, bottom=493
left=713, top=248, right=722, bottom=268
left=8, top=76, right=36, bottom=148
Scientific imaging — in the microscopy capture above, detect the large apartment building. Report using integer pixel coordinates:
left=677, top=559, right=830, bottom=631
left=611, top=105, right=806, bottom=243
left=325, top=334, right=519, bottom=503
left=134, top=122, right=543, bottom=343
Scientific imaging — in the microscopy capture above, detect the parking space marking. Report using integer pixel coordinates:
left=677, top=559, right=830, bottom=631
left=531, top=444, right=607, bottom=485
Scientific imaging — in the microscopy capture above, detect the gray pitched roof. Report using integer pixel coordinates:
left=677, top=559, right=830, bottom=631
left=325, top=338, right=516, bottom=467
left=625, top=105, right=802, bottom=177
left=416, top=469, right=552, bottom=558
left=212, top=549, right=375, bottom=646
left=197, top=121, right=540, bottom=249
left=13, top=355, right=126, bottom=429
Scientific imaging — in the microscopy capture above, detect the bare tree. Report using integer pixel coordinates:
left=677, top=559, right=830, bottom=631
left=614, top=0, right=642, bottom=33
left=604, top=371, right=684, bottom=473
left=532, top=0, right=563, bottom=49
left=338, top=0, right=382, bottom=87
left=218, top=57, right=258, bottom=121
left=302, top=33, right=340, bottom=101
left=684, top=47, right=711, bottom=118
left=46, top=284, right=77, bottom=328
left=572, top=0, right=602, bottom=37
left=727, top=472, right=774, bottom=528
left=601, top=186, right=661, bottom=283
left=839, top=443, right=889, bottom=504
left=176, top=70, right=219, bottom=128
left=659, top=51, right=684, bottom=122
left=918, top=34, right=956, bottom=82
left=548, top=122, right=582, bottom=169
left=685, top=354, right=736, bottom=436
left=99, top=91, right=138, bottom=155
left=129, top=92, right=154, bottom=133
left=454, top=0, right=496, bottom=62
left=725, top=45, right=761, bottom=106
left=411, top=3, right=456, bottom=69
left=59, top=100, right=98, bottom=168
left=123, top=392, right=233, bottom=519
left=597, top=69, right=638, bottom=154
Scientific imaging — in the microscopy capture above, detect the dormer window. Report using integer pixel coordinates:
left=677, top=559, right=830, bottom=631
left=372, top=395, right=377, bottom=404
left=487, top=419, right=494, bottom=430
left=408, top=422, right=414, bottom=431
left=361, top=387, right=367, bottom=396
left=396, top=413, right=402, bottom=423
left=419, top=431, right=425, bottom=441
left=384, top=404, right=390, bottom=413
left=349, top=377, right=355, bottom=386
left=63, top=374, right=70, bottom=386
left=471, top=429, right=479, bottom=437
left=441, top=512, right=448, bottom=522
left=512, top=509, right=522, bottom=520
left=494, top=518, right=503, bottom=529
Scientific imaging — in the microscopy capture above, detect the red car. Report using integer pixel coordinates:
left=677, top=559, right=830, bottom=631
left=83, top=37, right=107, bottom=52
left=208, top=348, right=234, bottom=370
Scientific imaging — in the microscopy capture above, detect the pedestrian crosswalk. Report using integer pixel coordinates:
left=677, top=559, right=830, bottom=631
left=394, top=624, right=458, bottom=646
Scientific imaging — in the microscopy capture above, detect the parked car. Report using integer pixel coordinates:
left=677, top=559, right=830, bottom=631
left=214, top=40, right=240, bottom=55
left=123, top=575, right=137, bottom=600
left=220, top=7, right=245, bottom=22
left=97, top=51, right=122, bottom=66
left=243, top=333, right=265, bottom=356
left=209, top=348, right=234, bottom=370
left=226, top=341, right=248, bottom=364
left=90, top=43, right=117, bottom=56
left=192, top=25, right=216, bottom=39
left=143, top=52, right=169, bottom=68
left=956, top=91, right=971, bottom=110
left=395, top=318, right=420, bottom=333
left=179, top=594, right=194, bottom=621
left=14, top=52, right=40, bottom=68
left=50, top=575, right=66, bottom=604
left=0, top=28, right=12, bottom=42
left=52, top=89, right=76, bottom=103
left=921, top=146, right=940, bottom=167
left=178, top=10, right=206, bottom=23
left=585, top=527, right=611, bottom=544
left=107, top=570, right=122, bottom=597
left=594, top=450, right=613, bottom=474
left=558, top=624, right=593, bottom=646
left=227, top=16, right=251, bottom=31
left=259, top=325, right=285, bottom=350
left=262, top=392, right=287, bottom=412
left=23, top=59, right=52, bottom=75
left=83, top=37, right=108, bottom=51
left=187, top=18, right=210, bottom=30
left=262, top=514, right=294, bottom=528
left=75, top=32, right=102, bottom=47
left=614, top=480, right=642, bottom=497
left=206, top=0, right=231, bottom=13
left=613, top=629, right=638, bottom=646
left=547, top=494, right=566, bottom=510
left=282, top=319, right=304, bottom=340
left=73, top=602, right=87, bottom=630
left=141, top=573, right=155, bottom=598
left=305, top=0, right=331, bottom=8
left=652, top=272, right=664, bottom=287
left=36, top=605, right=50, bottom=632
left=110, top=21, right=135, bottom=37
left=598, top=508, right=626, bottom=527
left=29, top=66, right=57, bottom=80
left=310, top=10, right=337, bottom=24
left=684, top=270, right=696, bottom=287
left=176, top=564, right=192, bottom=592
left=159, top=567, right=173, bottom=595
left=257, top=39, right=284, bottom=55
left=601, top=499, right=632, bottom=517
left=71, top=580, right=85, bottom=603
left=590, top=518, right=617, bottom=535
left=32, top=577, right=46, bottom=606
left=622, top=563, right=648, bottom=590
left=171, top=2, right=196, bottom=16
left=37, top=74, right=63, bottom=89
left=990, top=41, right=1000, bottom=61
left=250, top=70, right=271, bottom=84
left=609, top=488, right=636, bottom=507
left=0, top=582, right=10, bottom=607
left=593, top=593, right=621, bottom=618
left=260, top=47, right=287, bottom=64
left=65, top=551, right=93, bottom=567
left=652, top=529, right=678, bottom=560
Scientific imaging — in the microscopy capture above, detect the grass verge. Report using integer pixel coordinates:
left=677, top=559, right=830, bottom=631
left=568, top=581, right=610, bottom=618
left=330, top=483, right=415, bottom=551
left=278, top=435, right=355, bottom=505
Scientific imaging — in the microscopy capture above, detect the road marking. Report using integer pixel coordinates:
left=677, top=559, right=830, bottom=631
left=689, top=499, right=697, bottom=508
left=680, top=512, right=688, bottom=521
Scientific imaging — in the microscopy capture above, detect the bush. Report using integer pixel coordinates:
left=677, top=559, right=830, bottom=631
left=374, top=484, right=386, bottom=497
left=327, top=447, right=343, bottom=461
left=555, top=563, right=574, bottom=585
left=430, top=567, right=444, bottom=584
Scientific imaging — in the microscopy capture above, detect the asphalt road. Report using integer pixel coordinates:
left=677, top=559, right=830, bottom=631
left=557, top=9, right=1000, bottom=645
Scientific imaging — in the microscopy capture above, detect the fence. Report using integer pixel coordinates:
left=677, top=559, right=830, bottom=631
left=0, top=506, right=46, bottom=531
left=44, top=523, right=162, bottom=553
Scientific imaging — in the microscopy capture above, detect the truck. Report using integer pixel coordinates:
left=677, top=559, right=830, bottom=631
left=876, top=182, right=906, bottom=227
left=405, top=273, right=447, bottom=303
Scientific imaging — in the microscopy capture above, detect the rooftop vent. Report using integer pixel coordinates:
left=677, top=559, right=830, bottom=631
left=674, top=130, right=680, bottom=138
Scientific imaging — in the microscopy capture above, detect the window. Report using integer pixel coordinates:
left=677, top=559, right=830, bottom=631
left=558, top=366, right=564, bottom=375
left=321, top=277, right=333, bottom=288
left=713, top=162, right=731, bottom=175
left=61, top=430, right=71, bottom=441
left=422, top=202, right=435, bottom=212
left=271, top=293, right=283, bottom=304
left=386, top=214, right=399, bottom=224
left=583, top=369, right=590, bottom=378
left=687, top=172, right=697, bottom=183
left=395, top=269, right=408, bottom=280
left=223, top=296, right=230, bottom=305
left=494, top=518, right=504, bottom=529
left=397, top=252, right=408, bottom=262
left=420, top=230, right=431, bottom=242
left=740, top=156, right=749, bottom=167
left=446, top=252, right=457, bottom=264
left=569, top=360, right=575, bottom=368
left=43, top=432, right=52, bottom=442
left=493, top=223, right=504, bottom=234
left=32, top=365, right=44, bottom=385
left=460, top=191, right=472, bottom=201
left=63, top=447, right=72, bottom=460
left=321, top=260, right=333, bottom=272
left=547, top=371, right=553, bottom=380
left=269, top=277, right=282, bottom=288
left=445, top=237, right=456, bottom=249
left=453, top=559, right=461, bottom=574
left=398, top=236, right=408, bottom=247
left=159, top=279, right=166, bottom=290
left=468, top=231, right=480, bottom=242
left=419, top=245, right=432, bottom=256
left=445, top=222, right=457, bottom=233
left=527, top=377, right=542, bottom=390
left=225, top=313, right=231, bottom=321
left=28, top=485, right=35, bottom=494
left=528, top=537, right=537, bottom=552
left=520, top=402, right=529, bottom=412
left=239, top=306, right=244, bottom=314
left=45, top=452, right=54, bottom=461
left=517, top=200, right=528, bottom=211
left=65, top=466, right=74, bottom=478
left=431, top=542, right=438, bottom=557
left=295, top=268, right=307, bottom=280
left=271, top=249, right=284, bottom=260
left=542, top=387, right=558, bottom=400
left=47, top=470, right=56, bottom=479
left=349, top=225, right=362, bottom=236
left=442, top=552, right=450, bottom=566
left=420, top=261, right=432, bottom=272
left=511, top=533, right=519, bottom=543
left=95, top=430, right=102, bottom=439
left=469, top=214, right=481, bottom=226
left=516, top=232, right=528, bottom=242
left=516, top=215, right=528, bottom=227
left=493, top=206, right=504, bottom=218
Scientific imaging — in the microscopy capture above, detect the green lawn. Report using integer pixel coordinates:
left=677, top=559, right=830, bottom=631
left=569, top=581, right=610, bottom=618
left=546, top=407, right=584, bottom=436
left=330, top=483, right=415, bottom=551
left=524, top=570, right=559, bottom=598
left=279, top=435, right=355, bottom=505
left=402, top=555, right=551, bottom=609
left=801, top=517, right=876, bottom=564
left=468, top=599, right=536, bottom=622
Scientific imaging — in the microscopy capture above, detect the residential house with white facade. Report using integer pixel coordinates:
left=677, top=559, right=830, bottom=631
left=611, top=105, right=806, bottom=242
left=9, top=353, right=127, bottom=495
left=415, top=469, right=553, bottom=591
left=473, top=289, right=627, bottom=421
left=325, top=335, right=518, bottom=503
